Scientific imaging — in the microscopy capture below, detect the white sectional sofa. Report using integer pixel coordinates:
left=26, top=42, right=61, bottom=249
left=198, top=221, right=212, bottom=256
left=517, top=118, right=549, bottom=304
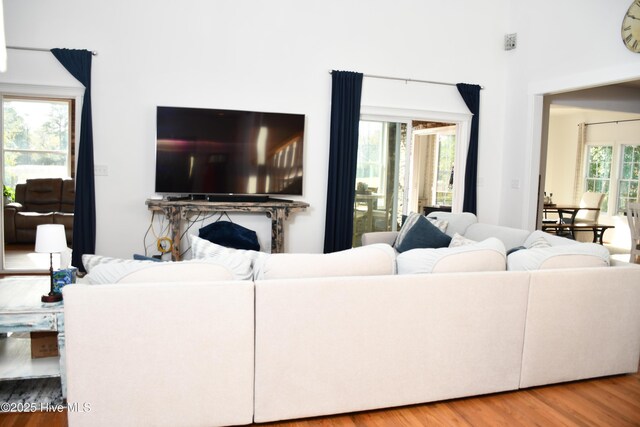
left=62, top=213, right=640, bottom=426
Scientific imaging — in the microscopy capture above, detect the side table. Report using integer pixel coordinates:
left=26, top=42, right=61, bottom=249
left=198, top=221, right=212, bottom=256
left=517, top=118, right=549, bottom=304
left=0, top=277, right=66, bottom=399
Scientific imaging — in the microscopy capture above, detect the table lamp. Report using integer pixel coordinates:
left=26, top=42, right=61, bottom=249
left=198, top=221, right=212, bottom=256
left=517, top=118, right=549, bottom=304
left=35, top=224, right=68, bottom=303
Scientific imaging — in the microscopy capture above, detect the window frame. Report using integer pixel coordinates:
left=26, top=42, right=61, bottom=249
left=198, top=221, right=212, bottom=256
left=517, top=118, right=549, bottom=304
left=582, top=140, right=640, bottom=218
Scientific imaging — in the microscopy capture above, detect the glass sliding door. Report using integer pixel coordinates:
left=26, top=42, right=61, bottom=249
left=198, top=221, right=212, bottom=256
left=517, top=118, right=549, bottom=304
left=353, top=120, right=404, bottom=247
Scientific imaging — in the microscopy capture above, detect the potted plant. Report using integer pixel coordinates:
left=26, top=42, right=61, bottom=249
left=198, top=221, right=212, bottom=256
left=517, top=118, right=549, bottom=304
left=3, top=185, right=15, bottom=204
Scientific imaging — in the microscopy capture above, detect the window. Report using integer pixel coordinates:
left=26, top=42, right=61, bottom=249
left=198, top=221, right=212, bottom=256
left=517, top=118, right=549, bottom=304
left=618, top=145, right=640, bottom=215
left=584, top=145, right=612, bottom=214
left=3, top=96, right=75, bottom=189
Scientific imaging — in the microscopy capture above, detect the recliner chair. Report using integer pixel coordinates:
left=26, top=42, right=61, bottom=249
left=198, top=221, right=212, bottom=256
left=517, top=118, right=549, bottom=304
left=4, top=178, right=74, bottom=244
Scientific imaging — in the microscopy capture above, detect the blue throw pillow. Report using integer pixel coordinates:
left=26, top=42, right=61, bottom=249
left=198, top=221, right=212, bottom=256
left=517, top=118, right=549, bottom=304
left=394, top=213, right=452, bottom=253
left=133, top=254, right=163, bottom=262
left=506, top=246, right=527, bottom=256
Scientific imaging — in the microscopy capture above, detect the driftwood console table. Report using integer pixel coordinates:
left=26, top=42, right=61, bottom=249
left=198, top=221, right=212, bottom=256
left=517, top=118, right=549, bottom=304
left=145, top=198, right=309, bottom=260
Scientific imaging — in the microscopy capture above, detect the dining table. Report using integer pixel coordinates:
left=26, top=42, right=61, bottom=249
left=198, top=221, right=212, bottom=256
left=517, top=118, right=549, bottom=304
left=542, top=203, right=601, bottom=238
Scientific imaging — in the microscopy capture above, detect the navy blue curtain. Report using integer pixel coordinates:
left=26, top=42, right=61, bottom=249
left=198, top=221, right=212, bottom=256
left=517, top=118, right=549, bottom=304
left=51, top=49, right=96, bottom=272
left=323, top=71, right=363, bottom=253
left=456, top=83, right=481, bottom=215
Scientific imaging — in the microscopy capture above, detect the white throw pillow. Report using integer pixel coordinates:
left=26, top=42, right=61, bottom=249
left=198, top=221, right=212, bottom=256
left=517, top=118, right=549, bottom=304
left=523, top=230, right=578, bottom=248
left=82, top=254, right=155, bottom=274
left=190, top=235, right=268, bottom=280
left=397, top=237, right=507, bottom=274
left=526, top=237, right=551, bottom=249
left=84, top=258, right=235, bottom=284
left=449, top=233, right=476, bottom=248
left=428, top=218, right=449, bottom=233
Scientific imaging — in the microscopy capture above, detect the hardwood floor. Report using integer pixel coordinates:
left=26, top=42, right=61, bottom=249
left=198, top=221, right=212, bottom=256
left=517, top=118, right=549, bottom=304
left=1, top=366, right=638, bottom=427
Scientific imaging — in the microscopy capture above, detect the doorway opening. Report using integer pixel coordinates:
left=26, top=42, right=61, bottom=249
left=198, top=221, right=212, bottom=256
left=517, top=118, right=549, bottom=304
left=2, top=94, right=76, bottom=271
left=538, top=80, right=640, bottom=261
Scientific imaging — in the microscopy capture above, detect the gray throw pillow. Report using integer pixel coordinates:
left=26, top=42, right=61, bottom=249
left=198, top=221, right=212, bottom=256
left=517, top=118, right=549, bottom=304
left=394, top=213, right=452, bottom=253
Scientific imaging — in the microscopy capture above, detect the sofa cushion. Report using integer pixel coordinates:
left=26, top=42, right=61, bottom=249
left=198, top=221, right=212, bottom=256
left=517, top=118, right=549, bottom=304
left=257, top=244, right=396, bottom=280
left=507, top=243, right=610, bottom=271
left=396, top=237, right=507, bottom=274
left=394, top=213, right=451, bottom=253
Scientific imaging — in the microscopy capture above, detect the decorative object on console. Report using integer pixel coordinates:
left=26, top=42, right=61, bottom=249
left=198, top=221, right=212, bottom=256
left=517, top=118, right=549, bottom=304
left=52, top=267, right=78, bottom=294
left=35, top=224, right=68, bottom=303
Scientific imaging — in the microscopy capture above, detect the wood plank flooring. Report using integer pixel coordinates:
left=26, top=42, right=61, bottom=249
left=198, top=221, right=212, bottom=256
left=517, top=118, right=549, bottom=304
left=0, top=365, right=638, bottom=427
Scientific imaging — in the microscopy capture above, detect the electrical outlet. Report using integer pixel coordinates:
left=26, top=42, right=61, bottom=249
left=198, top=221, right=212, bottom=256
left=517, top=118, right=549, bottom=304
left=504, top=33, right=517, bottom=51
left=94, top=165, right=109, bottom=176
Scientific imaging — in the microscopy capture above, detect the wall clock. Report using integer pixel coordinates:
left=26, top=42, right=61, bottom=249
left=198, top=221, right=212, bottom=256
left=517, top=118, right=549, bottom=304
left=622, top=0, right=640, bottom=52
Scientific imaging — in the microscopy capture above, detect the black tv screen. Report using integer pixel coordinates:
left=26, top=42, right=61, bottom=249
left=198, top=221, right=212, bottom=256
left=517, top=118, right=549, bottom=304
left=155, top=106, right=305, bottom=196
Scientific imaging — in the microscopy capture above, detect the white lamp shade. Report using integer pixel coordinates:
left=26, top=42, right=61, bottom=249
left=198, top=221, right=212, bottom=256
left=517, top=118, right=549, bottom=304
left=35, top=224, right=68, bottom=253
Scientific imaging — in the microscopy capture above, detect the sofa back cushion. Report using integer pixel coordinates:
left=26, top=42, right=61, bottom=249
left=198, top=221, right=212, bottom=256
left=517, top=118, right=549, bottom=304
left=426, top=212, right=477, bottom=237
left=22, top=178, right=63, bottom=212
left=60, top=179, right=75, bottom=213
left=464, top=223, right=530, bottom=250
left=258, top=244, right=396, bottom=280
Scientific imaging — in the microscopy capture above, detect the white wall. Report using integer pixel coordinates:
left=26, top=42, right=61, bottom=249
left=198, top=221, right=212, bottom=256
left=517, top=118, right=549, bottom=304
left=3, top=0, right=639, bottom=257
left=2, top=0, right=511, bottom=257
left=503, top=0, right=640, bottom=229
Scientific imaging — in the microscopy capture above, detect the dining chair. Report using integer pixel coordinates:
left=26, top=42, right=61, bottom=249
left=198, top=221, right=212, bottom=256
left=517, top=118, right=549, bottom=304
left=627, top=202, right=640, bottom=264
left=557, top=192, right=604, bottom=224
left=573, top=192, right=605, bottom=224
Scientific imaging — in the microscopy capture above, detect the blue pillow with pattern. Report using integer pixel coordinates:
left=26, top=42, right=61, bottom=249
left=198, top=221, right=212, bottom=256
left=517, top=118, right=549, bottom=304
left=394, top=213, right=452, bottom=253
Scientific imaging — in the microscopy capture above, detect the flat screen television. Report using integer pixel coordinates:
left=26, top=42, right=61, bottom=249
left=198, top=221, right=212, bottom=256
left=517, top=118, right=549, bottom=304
left=155, top=106, right=305, bottom=197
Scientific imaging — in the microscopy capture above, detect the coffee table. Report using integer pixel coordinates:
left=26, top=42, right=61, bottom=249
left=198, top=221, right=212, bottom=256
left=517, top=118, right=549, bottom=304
left=0, top=277, right=66, bottom=399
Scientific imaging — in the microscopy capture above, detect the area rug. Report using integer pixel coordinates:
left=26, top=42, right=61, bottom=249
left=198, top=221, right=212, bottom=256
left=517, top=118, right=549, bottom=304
left=0, top=377, right=64, bottom=410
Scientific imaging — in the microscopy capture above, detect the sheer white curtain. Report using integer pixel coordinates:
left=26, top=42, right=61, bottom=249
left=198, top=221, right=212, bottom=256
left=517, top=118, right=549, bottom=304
left=572, top=122, right=587, bottom=205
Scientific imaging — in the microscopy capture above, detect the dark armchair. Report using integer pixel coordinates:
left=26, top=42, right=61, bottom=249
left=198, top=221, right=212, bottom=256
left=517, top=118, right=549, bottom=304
left=4, top=178, right=74, bottom=244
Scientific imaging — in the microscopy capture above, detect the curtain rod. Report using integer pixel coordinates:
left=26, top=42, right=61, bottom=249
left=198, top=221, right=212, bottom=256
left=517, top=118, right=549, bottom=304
left=7, top=45, right=98, bottom=56
left=329, top=71, right=484, bottom=90
left=584, top=118, right=640, bottom=126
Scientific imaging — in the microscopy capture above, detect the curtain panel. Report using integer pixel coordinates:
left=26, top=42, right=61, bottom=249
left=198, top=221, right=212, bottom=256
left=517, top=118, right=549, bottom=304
left=323, top=71, right=363, bottom=253
left=51, top=48, right=96, bottom=272
left=456, top=83, right=481, bottom=215
left=572, top=122, right=587, bottom=205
